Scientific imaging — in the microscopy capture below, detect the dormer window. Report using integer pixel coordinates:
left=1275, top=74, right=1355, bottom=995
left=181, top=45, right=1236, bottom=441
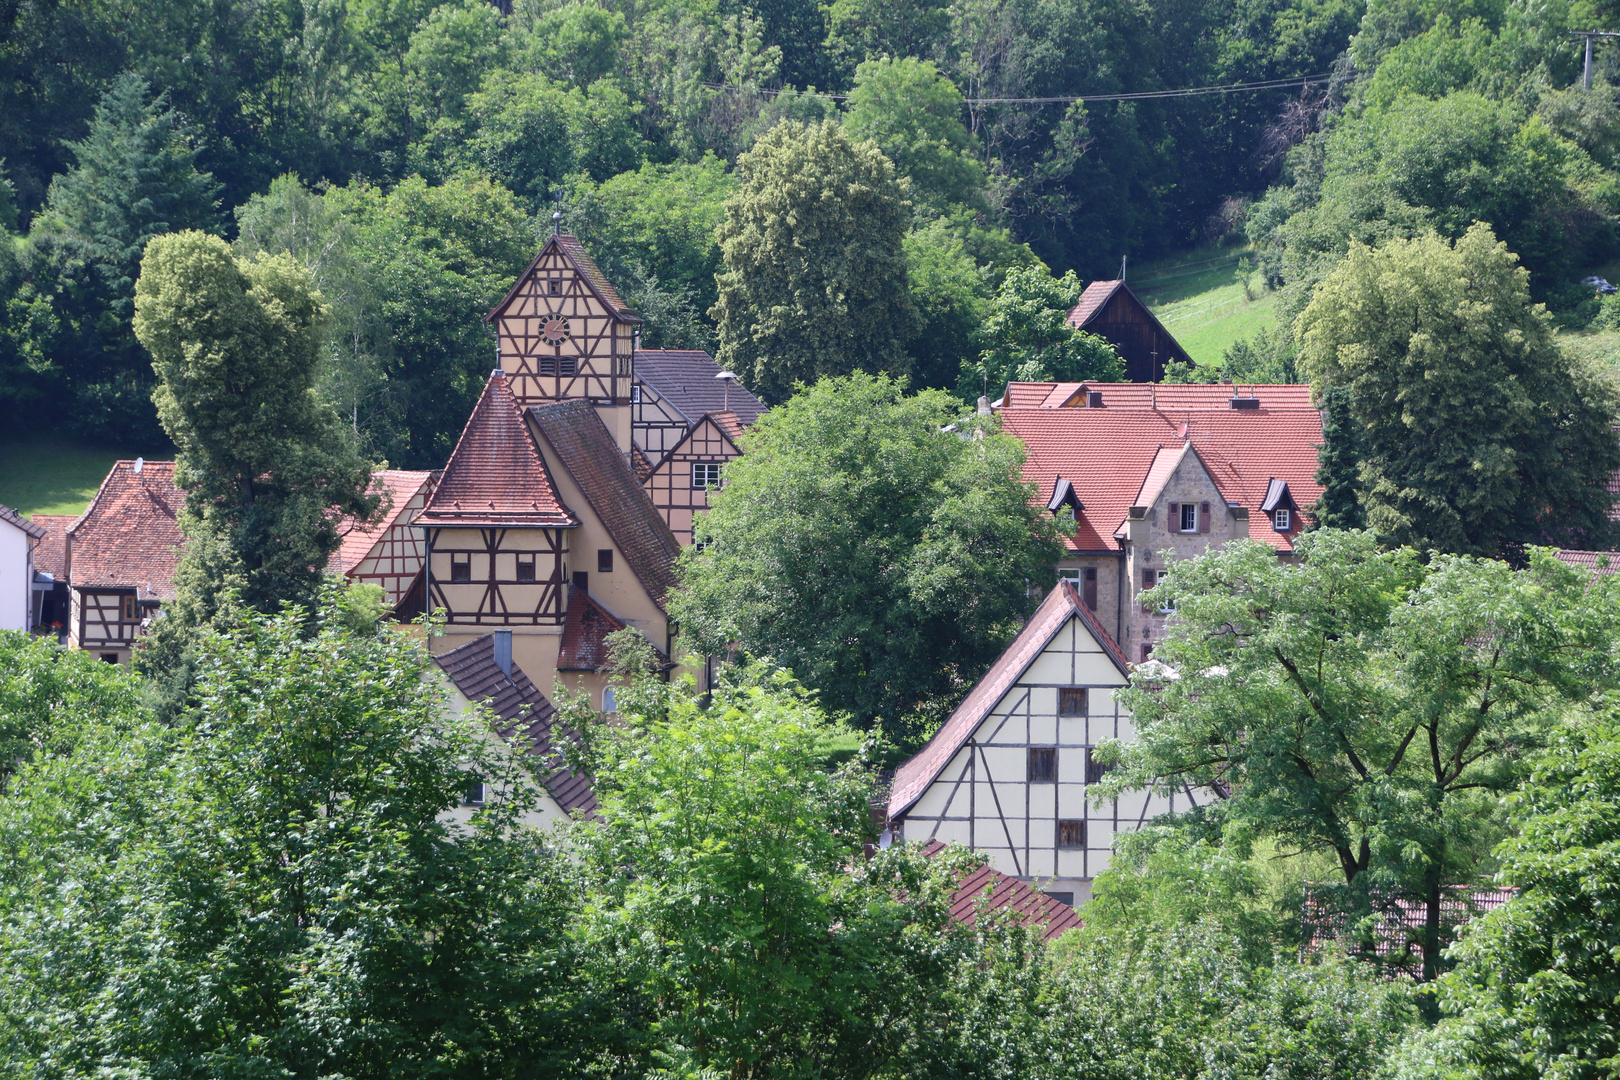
left=1260, top=478, right=1297, bottom=534
left=1273, top=508, right=1290, bottom=531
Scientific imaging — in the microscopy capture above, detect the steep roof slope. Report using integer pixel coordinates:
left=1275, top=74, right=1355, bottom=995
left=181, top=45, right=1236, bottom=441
left=888, top=582, right=1128, bottom=821
left=921, top=841, right=1082, bottom=941
left=635, top=349, right=766, bottom=428
left=419, top=371, right=577, bottom=529
left=0, top=503, right=45, bottom=541
left=330, top=470, right=435, bottom=574
left=528, top=398, right=681, bottom=607
left=27, top=514, right=74, bottom=578
left=488, top=233, right=635, bottom=320
left=434, top=633, right=596, bottom=816
left=67, top=460, right=185, bottom=599
left=1002, top=406, right=1324, bottom=552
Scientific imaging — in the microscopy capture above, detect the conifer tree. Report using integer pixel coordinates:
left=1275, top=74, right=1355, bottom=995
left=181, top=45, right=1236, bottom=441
left=712, top=120, right=917, bottom=402
left=30, top=72, right=219, bottom=442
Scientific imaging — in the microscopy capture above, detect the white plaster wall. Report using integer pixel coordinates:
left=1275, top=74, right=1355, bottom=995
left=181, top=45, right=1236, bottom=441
left=0, top=522, right=30, bottom=631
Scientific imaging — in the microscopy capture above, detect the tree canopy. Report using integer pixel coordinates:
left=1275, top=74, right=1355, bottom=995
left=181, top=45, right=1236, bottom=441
left=712, top=120, right=918, bottom=403
left=669, top=372, right=1069, bottom=741
left=1110, top=530, right=1620, bottom=981
left=1296, top=226, right=1620, bottom=557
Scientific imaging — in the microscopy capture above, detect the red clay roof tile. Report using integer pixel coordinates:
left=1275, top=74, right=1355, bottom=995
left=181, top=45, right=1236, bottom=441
left=920, top=840, right=1082, bottom=941
left=67, top=460, right=185, bottom=599
left=420, top=371, right=578, bottom=529
left=528, top=399, right=680, bottom=609
left=26, top=514, right=73, bottom=579
left=329, top=470, right=435, bottom=575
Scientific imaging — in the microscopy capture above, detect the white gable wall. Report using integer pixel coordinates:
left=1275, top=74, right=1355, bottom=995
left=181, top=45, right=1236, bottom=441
left=895, top=613, right=1198, bottom=904
left=0, top=519, right=32, bottom=632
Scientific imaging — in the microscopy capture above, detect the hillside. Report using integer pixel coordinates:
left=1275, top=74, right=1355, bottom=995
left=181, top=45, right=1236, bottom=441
left=1131, top=243, right=1278, bottom=368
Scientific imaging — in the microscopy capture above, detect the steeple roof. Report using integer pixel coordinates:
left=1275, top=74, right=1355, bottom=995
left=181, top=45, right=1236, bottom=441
left=419, top=371, right=578, bottom=529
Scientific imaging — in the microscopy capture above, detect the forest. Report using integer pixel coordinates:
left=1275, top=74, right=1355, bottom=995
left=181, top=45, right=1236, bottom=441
left=6, top=0, right=1620, bottom=461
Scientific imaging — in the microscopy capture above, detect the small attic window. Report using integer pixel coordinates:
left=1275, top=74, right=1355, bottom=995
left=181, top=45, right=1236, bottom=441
left=548, top=278, right=562, bottom=296
left=1274, top=508, right=1291, bottom=531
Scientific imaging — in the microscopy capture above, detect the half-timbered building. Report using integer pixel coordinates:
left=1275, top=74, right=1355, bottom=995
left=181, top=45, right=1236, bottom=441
left=996, top=381, right=1324, bottom=661
left=885, top=581, right=1199, bottom=905
left=63, top=459, right=184, bottom=663
left=1066, top=279, right=1194, bottom=382
left=642, top=411, right=743, bottom=546
left=631, top=348, right=765, bottom=461
left=420, top=370, right=686, bottom=709
left=329, top=469, right=438, bottom=617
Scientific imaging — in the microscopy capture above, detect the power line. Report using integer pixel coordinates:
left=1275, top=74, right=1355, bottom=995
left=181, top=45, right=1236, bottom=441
left=701, top=71, right=1349, bottom=107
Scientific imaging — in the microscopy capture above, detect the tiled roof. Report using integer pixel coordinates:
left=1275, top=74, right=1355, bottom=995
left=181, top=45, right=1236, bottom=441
left=1066, top=279, right=1125, bottom=329
left=920, top=841, right=1082, bottom=941
left=1556, top=549, right=1620, bottom=575
left=420, top=371, right=578, bottom=529
left=635, top=350, right=766, bottom=429
left=434, top=633, right=596, bottom=816
left=0, top=503, right=45, bottom=540
left=712, top=411, right=746, bottom=441
left=487, top=234, right=636, bottom=323
left=27, top=514, right=73, bottom=578
left=528, top=398, right=680, bottom=609
left=1001, top=405, right=1325, bottom=553
left=330, top=470, right=435, bottom=575
left=67, top=460, right=185, bottom=599
left=889, top=583, right=1127, bottom=821
left=558, top=234, right=630, bottom=314
left=1001, top=381, right=1315, bottom=411
left=630, top=444, right=653, bottom=483
left=557, top=584, right=646, bottom=670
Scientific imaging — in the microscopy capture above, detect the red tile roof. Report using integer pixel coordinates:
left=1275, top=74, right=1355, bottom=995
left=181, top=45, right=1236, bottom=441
left=1066, top=278, right=1125, bottom=329
left=920, top=841, right=1082, bottom=941
left=630, top=444, right=654, bottom=483
left=711, top=411, right=746, bottom=441
left=556, top=583, right=672, bottom=671
left=1001, top=405, right=1325, bottom=553
left=0, top=503, right=45, bottom=541
left=329, top=470, right=435, bottom=575
left=888, top=582, right=1127, bottom=821
left=1001, top=381, right=1315, bottom=411
left=528, top=398, right=681, bottom=609
left=27, top=514, right=73, bottom=579
left=434, top=633, right=597, bottom=817
left=420, top=371, right=578, bottom=529
left=1556, top=549, right=1620, bottom=575
left=67, top=460, right=185, bottom=599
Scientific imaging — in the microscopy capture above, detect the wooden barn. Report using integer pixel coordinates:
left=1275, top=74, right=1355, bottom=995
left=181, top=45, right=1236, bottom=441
left=1066, top=279, right=1193, bottom=382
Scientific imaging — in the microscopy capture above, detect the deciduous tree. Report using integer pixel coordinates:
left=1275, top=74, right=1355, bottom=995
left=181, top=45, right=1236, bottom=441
left=961, top=265, right=1122, bottom=400
left=1297, top=226, right=1620, bottom=557
left=1110, top=530, right=1620, bottom=981
left=712, top=121, right=917, bottom=402
left=670, top=372, right=1069, bottom=739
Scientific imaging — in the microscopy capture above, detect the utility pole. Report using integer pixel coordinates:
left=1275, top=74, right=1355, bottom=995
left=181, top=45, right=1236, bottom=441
left=1572, top=31, right=1620, bottom=89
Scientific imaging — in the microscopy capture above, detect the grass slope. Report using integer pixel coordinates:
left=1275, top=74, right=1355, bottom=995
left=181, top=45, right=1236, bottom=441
left=0, top=440, right=165, bottom=517
left=1128, top=240, right=1278, bottom=366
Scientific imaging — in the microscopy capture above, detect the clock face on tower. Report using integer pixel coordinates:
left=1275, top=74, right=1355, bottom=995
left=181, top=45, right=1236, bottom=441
left=540, top=313, right=572, bottom=346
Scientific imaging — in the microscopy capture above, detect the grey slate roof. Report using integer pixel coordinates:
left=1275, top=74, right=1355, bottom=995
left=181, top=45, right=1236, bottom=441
left=635, top=349, right=765, bottom=429
left=434, top=633, right=597, bottom=817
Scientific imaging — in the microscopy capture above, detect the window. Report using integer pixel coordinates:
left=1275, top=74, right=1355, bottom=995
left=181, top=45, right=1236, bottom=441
left=1058, top=687, right=1088, bottom=716
left=1057, top=820, right=1086, bottom=848
left=539, top=356, right=578, bottom=376
left=548, top=278, right=562, bottom=296
left=1180, top=503, right=1198, bottom=532
left=1085, top=747, right=1114, bottom=785
left=1027, top=746, right=1057, bottom=783
left=630, top=384, right=642, bottom=403
left=691, top=462, right=722, bottom=489
left=573, top=570, right=589, bottom=592
left=597, top=548, right=613, bottom=574
left=602, top=686, right=617, bottom=713
left=100, top=653, right=118, bottom=664
left=463, top=779, right=486, bottom=806
left=515, top=557, right=535, bottom=583
left=1141, top=569, right=1158, bottom=613
left=1082, top=566, right=1098, bottom=611
left=1044, top=890, right=1075, bottom=906
left=1140, top=643, right=1153, bottom=663
left=1274, top=508, right=1291, bottom=531
left=121, top=595, right=137, bottom=621
left=450, top=555, right=471, bottom=583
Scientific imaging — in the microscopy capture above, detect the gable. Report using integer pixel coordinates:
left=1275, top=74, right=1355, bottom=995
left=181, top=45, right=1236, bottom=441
left=887, top=582, right=1129, bottom=820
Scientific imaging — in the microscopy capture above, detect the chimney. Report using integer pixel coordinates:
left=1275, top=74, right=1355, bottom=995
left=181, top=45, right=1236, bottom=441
left=1087, top=390, right=1103, bottom=408
left=492, top=629, right=512, bottom=677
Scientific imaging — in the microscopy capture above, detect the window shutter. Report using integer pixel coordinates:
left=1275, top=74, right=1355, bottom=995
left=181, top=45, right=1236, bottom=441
left=1199, top=502, right=1211, bottom=533
left=1167, top=502, right=1179, bottom=528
